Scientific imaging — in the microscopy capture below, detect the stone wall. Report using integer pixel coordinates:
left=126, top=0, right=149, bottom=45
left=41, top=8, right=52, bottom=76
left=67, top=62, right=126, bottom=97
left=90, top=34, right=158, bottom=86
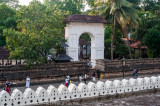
left=1, top=58, right=160, bottom=82
left=0, top=62, right=89, bottom=81
left=95, top=58, right=160, bottom=73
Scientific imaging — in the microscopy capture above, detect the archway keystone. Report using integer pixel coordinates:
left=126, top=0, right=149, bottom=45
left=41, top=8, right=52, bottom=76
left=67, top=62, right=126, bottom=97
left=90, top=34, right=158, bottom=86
left=64, top=15, right=106, bottom=62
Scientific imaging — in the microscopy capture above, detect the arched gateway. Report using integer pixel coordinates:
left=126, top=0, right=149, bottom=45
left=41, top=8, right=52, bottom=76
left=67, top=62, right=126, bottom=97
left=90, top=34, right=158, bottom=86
left=64, top=15, right=106, bottom=63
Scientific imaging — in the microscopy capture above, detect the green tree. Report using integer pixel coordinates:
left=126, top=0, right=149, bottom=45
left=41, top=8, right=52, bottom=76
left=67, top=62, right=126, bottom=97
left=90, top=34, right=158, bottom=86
left=131, top=0, right=160, bottom=58
left=93, top=0, right=141, bottom=60
left=4, top=1, right=69, bottom=64
left=104, top=26, right=112, bottom=58
left=80, top=33, right=91, bottom=41
left=0, top=0, right=19, bottom=8
left=143, top=26, right=160, bottom=58
left=0, top=3, right=16, bottom=46
left=104, top=25, right=129, bottom=59
left=44, top=0, right=85, bottom=14
left=86, top=0, right=95, bottom=9
left=0, top=3, right=15, bottom=21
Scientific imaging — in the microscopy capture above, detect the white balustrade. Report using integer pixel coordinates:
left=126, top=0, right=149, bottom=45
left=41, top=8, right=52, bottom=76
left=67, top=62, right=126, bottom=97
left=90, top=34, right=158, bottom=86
left=144, top=77, right=154, bottom=89
left=122, top=79, right=132, bottom=92
left=113, top=80, right=124, bottom=93
left=58, top=84, right=70, bottom=100
left=151, top=76, right=160, bottom=88
left=0, top=76, right=160, bottom=106
left=0, top=90, right=12, bottom=106
left=36, top=86, right=48, bottom=103
left=11, top=89, right=24, bottom=105
left=47, top=85, right=60, bottom=102
left=68, top=83, right=80, bottom=99
left=78, top=82, right=90, bottom=98
left=88, top=82, right=99, bottom=97
left=137, top=78, right=147, bottom=90
left=24, top=88, right=37, bottom=105
left=105, top=80, right=116, bottom=95
left=129, top=78, right=139, bottom=91
left=96, top=81, right=107, bottom=95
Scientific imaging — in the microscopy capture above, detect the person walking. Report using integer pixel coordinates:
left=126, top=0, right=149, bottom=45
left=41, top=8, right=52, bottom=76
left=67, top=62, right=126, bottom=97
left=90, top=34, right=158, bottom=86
left=133, top=69, right=138, bottom=78
left=67, top=75, right=70, bottom=86
left=84, top=73, right=87, bottom=84
left=79, top=75, right=82, bottom=83
left=92, top=72, right=96, bottom=81
left=65, top=77, right=69, bottom=87
left=97, top=70, right=100, bottom=80
left=135, top=69, right=139, bottom=78
left=5, top=81, right=11, bottom=91
left=5, top=84, right=11, bottom=95
left=26, top=76, right=30, bottom=88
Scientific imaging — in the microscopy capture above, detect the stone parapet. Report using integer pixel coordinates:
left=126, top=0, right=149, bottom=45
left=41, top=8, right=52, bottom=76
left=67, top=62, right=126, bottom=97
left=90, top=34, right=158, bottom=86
left=95, top=58, right=160, bottom=72
left=1, top=76, right=160, bottom=106
left=0, top=62, right=89, bottom=81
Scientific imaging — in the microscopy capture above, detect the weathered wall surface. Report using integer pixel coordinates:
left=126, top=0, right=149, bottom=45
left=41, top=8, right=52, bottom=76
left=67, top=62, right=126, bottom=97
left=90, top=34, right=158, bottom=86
left=65, top=22, right=104, bottom=61
left=95, top=58, right=160, bottom=73
left=1, top=58, right=160, bottom=82
left=0, top=62, right=89, bottom=81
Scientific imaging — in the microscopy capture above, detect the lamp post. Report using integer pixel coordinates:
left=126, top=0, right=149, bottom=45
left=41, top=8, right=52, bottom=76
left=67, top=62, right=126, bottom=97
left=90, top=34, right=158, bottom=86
left=122, top=58, right=126, bottom=79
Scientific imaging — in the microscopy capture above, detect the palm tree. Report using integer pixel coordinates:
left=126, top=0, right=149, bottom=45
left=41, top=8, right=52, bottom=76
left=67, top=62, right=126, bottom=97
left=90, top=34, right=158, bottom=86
left=93, top=0, right=141, bottom=60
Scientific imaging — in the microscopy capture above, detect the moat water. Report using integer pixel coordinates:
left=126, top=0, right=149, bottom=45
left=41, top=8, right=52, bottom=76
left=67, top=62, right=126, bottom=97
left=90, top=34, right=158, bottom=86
left=79, top=93, right=160, bottom=106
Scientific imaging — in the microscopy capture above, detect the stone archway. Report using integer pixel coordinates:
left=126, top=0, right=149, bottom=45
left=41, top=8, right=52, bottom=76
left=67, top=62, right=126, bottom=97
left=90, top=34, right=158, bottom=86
left=78, top=33, right=92, bottom=61
left=64, top=15, right=106, bottom=63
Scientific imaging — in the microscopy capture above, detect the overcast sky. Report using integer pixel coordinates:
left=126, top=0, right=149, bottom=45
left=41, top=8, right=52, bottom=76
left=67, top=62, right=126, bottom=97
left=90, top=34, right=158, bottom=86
left=19, top=0, right=44, bottom=5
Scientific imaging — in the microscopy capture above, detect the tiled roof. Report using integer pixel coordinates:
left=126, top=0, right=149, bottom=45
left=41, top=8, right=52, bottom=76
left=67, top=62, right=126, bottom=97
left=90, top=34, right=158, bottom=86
left=0, top=46, right=10, bottom=59
left=130, top=41, right=147, bottom=49
left=64, top=15, right=107, bottom=24
left=54, top=54, right=72, bottom=61
left=121, top=38, right=134, bottom=41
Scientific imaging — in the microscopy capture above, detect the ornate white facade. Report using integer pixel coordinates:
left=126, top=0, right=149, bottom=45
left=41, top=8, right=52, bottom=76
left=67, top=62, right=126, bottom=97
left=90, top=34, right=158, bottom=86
left=65, top=22, right=105, bottom=62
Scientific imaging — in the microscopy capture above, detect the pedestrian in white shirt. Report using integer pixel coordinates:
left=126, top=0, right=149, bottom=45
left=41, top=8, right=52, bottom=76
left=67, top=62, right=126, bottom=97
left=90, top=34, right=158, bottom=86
left=84, top=73, right=87, bottom=84
left=65, top=77, right=69, bottom=87
left=79, top=75, right=82, bottom=83
left=26, top=76, right=30, bottom=88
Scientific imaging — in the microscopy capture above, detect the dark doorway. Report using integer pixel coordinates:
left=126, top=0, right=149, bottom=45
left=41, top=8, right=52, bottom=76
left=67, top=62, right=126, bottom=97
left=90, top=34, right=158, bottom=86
left=79, top=33, right=91, bottom=62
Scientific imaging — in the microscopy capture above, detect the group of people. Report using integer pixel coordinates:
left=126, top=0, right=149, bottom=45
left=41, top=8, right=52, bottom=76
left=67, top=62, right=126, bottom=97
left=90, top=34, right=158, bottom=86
left=3, top=69, right=139, bottom=95
left=92, top=71, right=101, bottom=81
left=4, top=76, right=30, bottom=95
left=78, top=73, right=88, bottom=84
left=65, top=71, right=102, bottom=87
left=65, top=75, right=72, bottom=87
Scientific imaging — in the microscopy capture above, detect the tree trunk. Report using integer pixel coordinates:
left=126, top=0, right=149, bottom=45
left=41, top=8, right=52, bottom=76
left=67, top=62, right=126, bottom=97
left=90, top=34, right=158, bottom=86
left=127, top=37, right=132, bottom=59
left=139, top=34, right=142, bottom=58
left=122, top=25, right=133, bottom=59
left=111, top=11, right=117, bottom=60
left=139, top=41, right=141, bottom=58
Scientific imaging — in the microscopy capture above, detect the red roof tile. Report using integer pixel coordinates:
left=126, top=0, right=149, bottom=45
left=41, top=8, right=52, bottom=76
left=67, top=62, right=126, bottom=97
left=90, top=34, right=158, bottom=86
left=121, top=38, right=134, bottom=41
left=130, top=41, right=147, bottom=49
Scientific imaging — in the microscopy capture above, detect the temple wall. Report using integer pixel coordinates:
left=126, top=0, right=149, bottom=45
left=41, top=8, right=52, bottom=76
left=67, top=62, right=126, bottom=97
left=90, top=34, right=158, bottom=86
left=95, top=58, right=160, bottom=72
